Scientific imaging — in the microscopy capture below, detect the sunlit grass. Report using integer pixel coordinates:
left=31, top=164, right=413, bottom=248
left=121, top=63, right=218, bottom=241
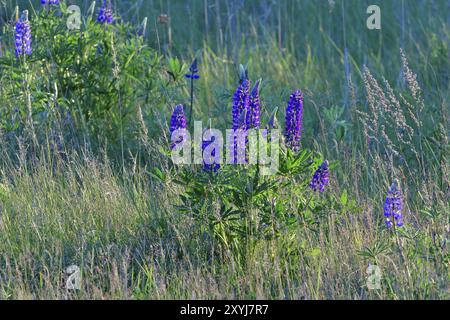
left=0, top=0, right=448, bottom=299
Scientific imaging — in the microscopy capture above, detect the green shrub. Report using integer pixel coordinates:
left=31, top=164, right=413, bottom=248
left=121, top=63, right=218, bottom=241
left=0, top=4, right=177, bottom=155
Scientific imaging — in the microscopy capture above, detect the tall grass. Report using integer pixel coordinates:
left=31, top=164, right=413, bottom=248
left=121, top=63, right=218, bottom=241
left=0, top=0, right=448, bottom=299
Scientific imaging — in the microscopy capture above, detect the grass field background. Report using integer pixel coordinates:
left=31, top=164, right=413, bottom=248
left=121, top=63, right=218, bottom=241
left=0, top=0, right=448, bottom=299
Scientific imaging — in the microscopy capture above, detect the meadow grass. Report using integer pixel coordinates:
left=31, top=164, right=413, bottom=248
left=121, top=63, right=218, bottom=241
left=0, top=0, right=448, bottom=299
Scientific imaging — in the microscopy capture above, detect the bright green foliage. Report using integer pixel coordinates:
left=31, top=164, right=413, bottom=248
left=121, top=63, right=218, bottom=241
left=0, top=3, right=177, bottom=153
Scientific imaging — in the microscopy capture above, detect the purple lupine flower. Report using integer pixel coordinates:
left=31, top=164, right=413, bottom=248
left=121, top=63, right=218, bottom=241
left=284, top=90, right=304, bottom=152
left=185, top=58, right=200, bottom=79
left=231, top=79, right=250, bottom=164
left=246, top=79, right=261, bottom=129
left=310, top=160, right=330, bottom=192
left=15, top=11, right=32, bottom=57
left=169, top=104, right=187, bottom=149
left=202, top=138, right=221, bottom=172
left=97, top=0, right=114, bottom=24
left=232, top=79, right=251, bottom=130
left=384, top=180, right=404, bottom=228
left=41, top=0, right=60, bottom=5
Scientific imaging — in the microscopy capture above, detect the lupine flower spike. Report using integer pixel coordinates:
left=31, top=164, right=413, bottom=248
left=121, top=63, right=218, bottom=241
left=284, top=90, right=304, bottom=152
left=246, top=79, right=261, bottom=129
left=232, top=79, right=250, bottom=130
left=41, top=0, right=60, bottom=5
left=186, top=58, right=200, bottom=125
left=97, top=0, right=114, bottom=24
left=310, top=160, right=330, bottom=192
left=15, top=10, right=32, bottom=57
left=169, top=104, right=187, bottom=150
left=384, top=180, right=404, bottom=228
left=231, top=79, right=250, bottom=164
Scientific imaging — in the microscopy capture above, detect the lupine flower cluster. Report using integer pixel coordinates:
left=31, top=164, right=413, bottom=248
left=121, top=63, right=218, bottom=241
left=15, top=11, right=32, bottom=57
left=169, top=67, right=329, bottom=190
left=284, top=90, right=304, bottom=152
left=97, top=0, right=114, bottom=24
left=229, top=76, right=265, bottom=162
left=169, top=105, right=187, bottom=150
left=384, top=181, right=404, bottom=228
left=310, top=161, right=330, bottom=192
left=41, top=0, right=60, bottom=5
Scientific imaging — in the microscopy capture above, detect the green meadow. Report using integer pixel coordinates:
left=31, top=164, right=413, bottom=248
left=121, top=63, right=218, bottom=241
left=0, top=0, right=448, bottom=299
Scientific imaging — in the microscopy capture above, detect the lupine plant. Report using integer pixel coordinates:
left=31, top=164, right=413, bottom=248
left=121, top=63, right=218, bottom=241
left=169, top=70, right=337, bottom=261
left=0, top=3, right=177, bottom=159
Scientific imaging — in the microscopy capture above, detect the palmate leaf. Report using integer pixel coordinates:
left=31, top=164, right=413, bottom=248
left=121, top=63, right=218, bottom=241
left=149, top=167, right=166, bottom=182
left=219, top=204, right=240, bottom=220
left=253, top=180, right=279, bottom=197
left=279, top=148, right=315, bottom=176
left=357, top=240, right=391, bottom=261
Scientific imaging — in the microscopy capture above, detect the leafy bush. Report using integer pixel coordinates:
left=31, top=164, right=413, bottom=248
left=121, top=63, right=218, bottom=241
left=156, top=143, right=357, bottom=268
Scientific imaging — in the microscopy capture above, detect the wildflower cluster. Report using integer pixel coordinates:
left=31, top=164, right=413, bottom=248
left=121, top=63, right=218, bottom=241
left=169, top=67, right=330, bottom=190
left=15, top=11, right=32, bottom=57
left=13, top=2, right=116, bottom=58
